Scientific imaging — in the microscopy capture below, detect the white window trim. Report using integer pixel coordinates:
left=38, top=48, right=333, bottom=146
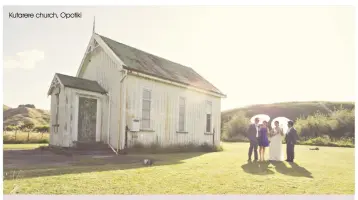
left=205, top=100, right=213, bottom=134
left=177, top=96, right=187, bottom=133
left=140, top=87, right=153, bottom=131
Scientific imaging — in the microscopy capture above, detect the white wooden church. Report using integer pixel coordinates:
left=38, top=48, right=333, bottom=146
left=47, top=23, right=226, bottom=152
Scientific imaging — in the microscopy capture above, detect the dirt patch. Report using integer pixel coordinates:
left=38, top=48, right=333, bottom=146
left=3, top=149, right=156, bottom=170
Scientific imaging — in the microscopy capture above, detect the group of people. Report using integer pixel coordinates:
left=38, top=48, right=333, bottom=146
left=246, top=117, right=299, bottom=162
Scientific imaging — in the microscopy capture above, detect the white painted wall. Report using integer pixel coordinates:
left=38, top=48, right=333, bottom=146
left=50, top=84, right=105, bottom=147
left=125, top=74, right=221, bottom=147
left=71, top=35, right=222, bottom=149
left=49, top=84, right=67, bottom=147
left=78, top=45, right=122, bottom=148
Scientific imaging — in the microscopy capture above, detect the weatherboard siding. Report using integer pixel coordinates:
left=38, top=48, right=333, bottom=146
left=79, top=46, right=122, bottom=148
left=62, top=87, right=71, bottom=147
left=125, top=74, right=221, bottom=147
left=49, top=84, right=68, bottom=147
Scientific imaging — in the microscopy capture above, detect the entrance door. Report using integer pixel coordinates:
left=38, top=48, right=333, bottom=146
left=77, top=97, right=97, bottom=142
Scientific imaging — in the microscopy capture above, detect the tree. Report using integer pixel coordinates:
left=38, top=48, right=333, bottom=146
left=20, top=122, right=35, bottom=142
left=4, top=125, right=16, bottom=134
left=3, top=126, right=8, bottom=134
left=222, top=111, right=250, bottom=141
left=12, top=125, right=20, bottom=141
left=18, top=104, right=36, bottom=108
left=33, top=125, right=49, bottom=139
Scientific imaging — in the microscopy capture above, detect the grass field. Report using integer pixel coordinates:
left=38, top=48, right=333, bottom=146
left=3, top=143, right=354, bottom=194
left=3, top=131, right=49, bottom=144
left=3, top=143, right=48, bottom=150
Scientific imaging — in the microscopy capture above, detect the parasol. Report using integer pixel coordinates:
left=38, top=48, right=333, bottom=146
left=271, top=117, right=291, bottom=134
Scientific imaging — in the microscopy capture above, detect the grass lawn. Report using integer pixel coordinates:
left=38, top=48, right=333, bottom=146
left=3, top=142, right=354, bottom=194
left=3, top=143, right=48, bottom=150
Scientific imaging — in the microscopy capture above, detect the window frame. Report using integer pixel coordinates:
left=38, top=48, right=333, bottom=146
left=141, top=88, right=152, bottom=130
left=178, top=96, right=187, bottom=132
left=205, top=101, right=212, bottom=133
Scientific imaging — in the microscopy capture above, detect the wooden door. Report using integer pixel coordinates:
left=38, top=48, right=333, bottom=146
left=77, top=97, right=97, bottom=142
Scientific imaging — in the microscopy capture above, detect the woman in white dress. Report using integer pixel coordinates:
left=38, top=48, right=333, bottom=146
left=269, top=121, right=284, bottom=161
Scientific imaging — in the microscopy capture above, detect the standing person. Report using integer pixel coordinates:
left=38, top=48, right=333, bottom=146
left=258, top=121, right=270, bottom=162
left=285, top=121, right=299, bottom=163
left=269, top=121, right=284, bottom=161
left=246, top=118, right=260, bottom=162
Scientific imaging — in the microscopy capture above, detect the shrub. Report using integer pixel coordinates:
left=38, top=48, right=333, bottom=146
left=295, top=108, right=355, bottom=139
left=5, top=126, right=15, bottom=132
left=299, top=136, right=354, bottom=148
left=222, top=111, right=250, bottom=141
left=330, top=108, right=355, bottom=138
left=128, top=142, right=223, bottom=154
left=33, top=125, right=50, bottom=133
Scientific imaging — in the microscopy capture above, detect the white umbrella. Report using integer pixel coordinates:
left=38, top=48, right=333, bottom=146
left=271, top=117, right=291, bottom=134
left=250, top=114, right=270, bottom=124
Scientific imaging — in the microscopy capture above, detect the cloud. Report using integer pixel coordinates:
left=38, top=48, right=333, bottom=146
left=4, top=49, right=45, bottom=69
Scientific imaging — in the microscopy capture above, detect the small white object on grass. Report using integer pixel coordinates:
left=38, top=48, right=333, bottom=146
left=143, top=159, right=153, bottom=166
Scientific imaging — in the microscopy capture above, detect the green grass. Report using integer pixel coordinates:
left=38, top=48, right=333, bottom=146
left=3, top=143, right=48, bottom=150
left=3, top=104, right=11, bottom=111
left=3, top=143, right=354, bottom=194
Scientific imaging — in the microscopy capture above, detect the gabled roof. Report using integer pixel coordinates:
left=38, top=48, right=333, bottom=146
left=48, top=73, right=107, bottom=95
left=98, top=34, right=225, bottom=96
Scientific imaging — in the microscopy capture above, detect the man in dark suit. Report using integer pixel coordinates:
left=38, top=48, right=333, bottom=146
left=246, top=117, right=260, bottom=162
left=285, top=121, right=299, bottom=162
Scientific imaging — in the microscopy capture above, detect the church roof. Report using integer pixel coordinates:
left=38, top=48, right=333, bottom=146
left=54, top=73, right=107, bottom=94
left=98, top=34, right=225, bottom=96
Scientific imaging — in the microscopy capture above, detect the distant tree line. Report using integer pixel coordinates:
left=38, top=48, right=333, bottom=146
left=3, top=122, right=49, bottom=141
left=221, top=107, right=355, bottom=147
left=17, top=104, right=36, bottom=108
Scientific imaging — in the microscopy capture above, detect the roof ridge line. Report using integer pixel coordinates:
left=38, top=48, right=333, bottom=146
left=55, top=73, right=99, bottom=83
left=98, top=34, right=194, bottom=70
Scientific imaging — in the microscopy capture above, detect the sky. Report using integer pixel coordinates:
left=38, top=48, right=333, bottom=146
left=3, top=6, right=356, bottom=111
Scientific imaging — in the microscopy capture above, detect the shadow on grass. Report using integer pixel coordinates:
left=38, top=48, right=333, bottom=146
left=241, top=161, right=275, bottom=175
left=3, top=149, right=206, bottom=180
left=270, top=161, right=313, bottom=178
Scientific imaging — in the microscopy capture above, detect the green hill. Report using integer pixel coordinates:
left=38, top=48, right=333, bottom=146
left=3, top=105, right=11, bottom=111
left=3, top=105, right=50, bottom=127
left=222, top=101, right=355, bottom=125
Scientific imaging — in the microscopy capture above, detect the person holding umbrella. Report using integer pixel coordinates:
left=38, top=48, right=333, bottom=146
left=269, top=117, right=291, bottom=161
left=269, top=120, right=284, bottom=161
